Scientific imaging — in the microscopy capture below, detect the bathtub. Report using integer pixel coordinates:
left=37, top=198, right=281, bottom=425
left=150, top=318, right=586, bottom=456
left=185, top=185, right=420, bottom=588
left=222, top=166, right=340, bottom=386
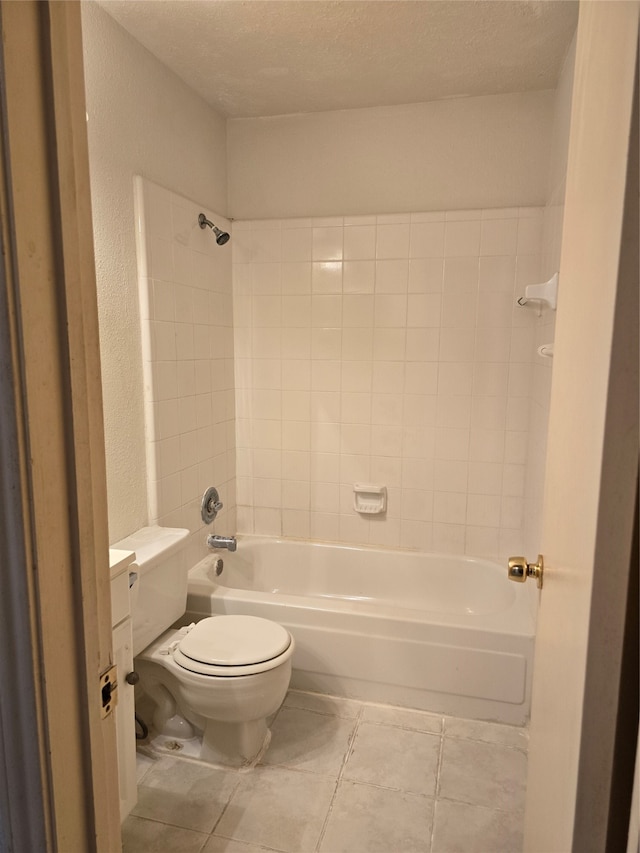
left=185, top=536, right=535, bottom=725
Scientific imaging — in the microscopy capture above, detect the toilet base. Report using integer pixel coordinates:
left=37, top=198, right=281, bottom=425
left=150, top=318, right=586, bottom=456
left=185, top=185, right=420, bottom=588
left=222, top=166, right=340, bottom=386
left=145, top=715, right=272, bottom=769
left=201, top=718, right=271, bottom=767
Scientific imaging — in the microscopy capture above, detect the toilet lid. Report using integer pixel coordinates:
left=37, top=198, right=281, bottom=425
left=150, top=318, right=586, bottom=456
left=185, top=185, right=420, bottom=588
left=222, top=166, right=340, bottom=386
left=177, top=615, right=290, bottom=667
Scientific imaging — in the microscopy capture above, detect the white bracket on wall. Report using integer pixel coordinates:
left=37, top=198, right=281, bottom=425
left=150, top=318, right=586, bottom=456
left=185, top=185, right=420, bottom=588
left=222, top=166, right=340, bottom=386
left=517, top=272, right=559, bottom=311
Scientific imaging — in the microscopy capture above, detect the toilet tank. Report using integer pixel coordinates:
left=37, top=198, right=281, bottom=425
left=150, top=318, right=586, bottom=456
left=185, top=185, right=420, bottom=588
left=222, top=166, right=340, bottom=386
left=113, top=526, right=189, bottom=656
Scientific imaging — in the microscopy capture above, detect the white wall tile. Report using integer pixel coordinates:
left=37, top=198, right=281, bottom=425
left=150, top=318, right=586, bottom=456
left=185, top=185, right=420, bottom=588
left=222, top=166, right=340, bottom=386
left=344, top=225, right=376, bottom=260
left=478, top=256, right=516, bottom=293
left=339, top=392, right=370, bottom=424
left=342, top=328, right=374, bottom=361
left=283, top=450, right=311, bottom=481
left=408, top=258, right=444, bottom=293
left=281, top=508, right=310, bottom=538
left=433, top=491, right=467, bottom=524
left=465, top=525, right=499, bottom=557
left=376, top=223, right=411, bottom=259
left=401, top=457, right=434, bottom=491
left=310, top=451, right=339, bottom=483
left=466, top=493, right=501, bottom=527
left=468, top=461, right=503, bottom=495
left=373, top=361, right=405, bottom=393
left=480, top=219, right=518, bottom=256
left=233, top=205, right=543, bottom=557
left=442, top=293, right=478, bottom=328
left=281, top=262, right=312, bottom=294
left=281, top=329, right=312, bottom=359
left=439, top=329, right=474, bottom=363
left=312, top=226, right=343, bottom=261
left=469, top=429, right=505, bottom=463
left=405, top=328, right=439, bottom=362
left=312, top=295, right=342, bottom=327
left=281, top=294, right=310, bottom=328
left=444, top=220, right=481, bottom=257
left=405, top=362, right=439, bottom=395
left=312, top=262, right=343, bottom=294
left=282, top=227, right=313, bottom=262
left=343, top=296, right=375, bottom=328
left=407, top=294, right=442, bottom=328
left=375, top=260, right=409, bottom=294
left=374, top=295, right=407, bottom=327
left=432, top=522, right=466, bottom=553
left=312, top=390, right=341, bottom=422
left=433, top=460, right=469, bottom=493
left=312, top=328, right=343, bottom=360
left=282, top=420, right=310, bottom=451
left=443, top=257, right=479, bottom=293
left=517, top=216, right=544, bottom=254
left=343, top=261, right=375, bottom=293
left=409, top=222, right=445, bottom=258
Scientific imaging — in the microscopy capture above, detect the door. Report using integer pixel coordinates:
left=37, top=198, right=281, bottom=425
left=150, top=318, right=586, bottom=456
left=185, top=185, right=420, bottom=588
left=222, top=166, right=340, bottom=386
left=0, top=1, right=121, bottom=850
left=523, top=3, right=639, bottom=851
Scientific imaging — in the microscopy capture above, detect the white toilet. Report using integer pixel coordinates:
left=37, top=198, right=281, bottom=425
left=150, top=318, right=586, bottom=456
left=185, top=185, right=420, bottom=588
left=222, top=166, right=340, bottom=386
left=114, top=525, right=294, bottom=766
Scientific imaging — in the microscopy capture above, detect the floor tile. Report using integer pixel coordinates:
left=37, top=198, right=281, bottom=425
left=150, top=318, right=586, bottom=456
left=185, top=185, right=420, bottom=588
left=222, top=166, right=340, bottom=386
left=132, top=755, right=240, bottom=833
left=343, top=722, right=440, bottom=796
left=431, top=799, right=524, bottom=853
left=319, top=780, right=434, bottom=853
left=122, top=815, right=208, bottom=853
left=438, top=738, right=527, bottom=812
left=262, top=706, right=357, bottom=777
left=284, top=689, right=362, bottom=719
left=361, top=703, right=443, bottom=734
left=135, top=750, right=155, bottom=783
left=443, top=716, right=528, bottom=750
left=214, top=765, right=336, bottom=852
left=202, top=836, right=271, bottom=853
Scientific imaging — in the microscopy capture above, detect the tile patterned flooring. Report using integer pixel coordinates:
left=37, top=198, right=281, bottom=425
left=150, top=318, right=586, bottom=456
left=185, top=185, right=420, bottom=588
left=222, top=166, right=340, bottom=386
left=124, top=690, right=528, bottom=853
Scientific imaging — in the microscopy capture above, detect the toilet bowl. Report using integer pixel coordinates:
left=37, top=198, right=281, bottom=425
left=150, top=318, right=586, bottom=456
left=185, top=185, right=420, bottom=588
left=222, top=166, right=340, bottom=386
left=136, top=614, right=295, bottom=766
left=112, top=526, right=295, bottom=768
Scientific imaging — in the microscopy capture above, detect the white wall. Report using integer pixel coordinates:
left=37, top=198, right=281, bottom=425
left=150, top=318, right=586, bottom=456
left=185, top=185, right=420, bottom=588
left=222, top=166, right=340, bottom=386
left=524, top=32, right=577, bottom=558
left=233, top=206, right=544, bottom=560
left=228, top=92, right=554, bottom=220
left=81, top=1, right=228, bottom=542
left=135, top=179, right=236, bottom=570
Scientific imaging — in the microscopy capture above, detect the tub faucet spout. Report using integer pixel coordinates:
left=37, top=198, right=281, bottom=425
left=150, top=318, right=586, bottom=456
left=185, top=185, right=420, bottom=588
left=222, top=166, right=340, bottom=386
left=207, top=534, right=237, bottom=552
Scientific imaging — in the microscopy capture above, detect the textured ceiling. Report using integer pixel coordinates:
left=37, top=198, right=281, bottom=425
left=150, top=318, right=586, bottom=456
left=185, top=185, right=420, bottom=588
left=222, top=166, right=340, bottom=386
left=96, top=0, right=578, bottom=118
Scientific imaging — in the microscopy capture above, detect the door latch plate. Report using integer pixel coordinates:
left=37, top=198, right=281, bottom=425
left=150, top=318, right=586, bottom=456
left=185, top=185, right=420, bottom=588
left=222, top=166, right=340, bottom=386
left=100, top=664, right=118, bottom=719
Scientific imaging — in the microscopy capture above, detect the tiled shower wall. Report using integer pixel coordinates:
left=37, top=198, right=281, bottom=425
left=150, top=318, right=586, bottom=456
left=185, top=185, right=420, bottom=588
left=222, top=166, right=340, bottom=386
left=523, top=190, right=563, bottom=558
left=135, top=178, right=236, bottom=568
left=233, top=208, right=544, bottom=559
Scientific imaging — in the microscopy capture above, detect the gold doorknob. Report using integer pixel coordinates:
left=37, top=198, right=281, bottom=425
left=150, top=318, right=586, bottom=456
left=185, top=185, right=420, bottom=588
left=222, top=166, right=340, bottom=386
left=508, top=555, right=544, bottom=589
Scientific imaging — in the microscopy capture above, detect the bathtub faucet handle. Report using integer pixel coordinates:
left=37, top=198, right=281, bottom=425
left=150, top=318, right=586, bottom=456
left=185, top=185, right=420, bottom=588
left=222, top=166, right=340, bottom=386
left=207, top=534, right=237, bottom=553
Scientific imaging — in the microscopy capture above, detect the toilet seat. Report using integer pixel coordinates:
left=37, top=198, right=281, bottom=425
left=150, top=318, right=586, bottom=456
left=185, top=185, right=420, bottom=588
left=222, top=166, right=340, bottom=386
left=172, top=615, right=292, bottom=677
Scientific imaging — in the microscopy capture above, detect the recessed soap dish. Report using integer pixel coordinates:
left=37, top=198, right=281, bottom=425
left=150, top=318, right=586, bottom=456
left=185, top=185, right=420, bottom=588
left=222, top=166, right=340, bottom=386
left=353, top=483, right=387, bottom=515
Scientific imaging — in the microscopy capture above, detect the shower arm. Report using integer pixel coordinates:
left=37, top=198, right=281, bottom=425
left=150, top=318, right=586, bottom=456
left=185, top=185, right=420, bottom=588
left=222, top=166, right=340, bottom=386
left=198, top=213, right=215, bottom=229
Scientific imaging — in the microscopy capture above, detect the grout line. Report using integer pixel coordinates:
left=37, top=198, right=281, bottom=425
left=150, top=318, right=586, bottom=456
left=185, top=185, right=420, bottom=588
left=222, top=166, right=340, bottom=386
left=428, top=719, right=446, bottom=853
left=314, top=703, right=363, bottom=852
left=208, top=830, right=285, bottom=852
left=208, top=773, right=244, bottom=837
left=435, top=793, right=527, bottom=815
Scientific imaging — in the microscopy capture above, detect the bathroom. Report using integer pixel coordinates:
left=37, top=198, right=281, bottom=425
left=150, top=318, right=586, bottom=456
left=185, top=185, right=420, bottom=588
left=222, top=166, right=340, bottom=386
left=82, top=0, right=637, bottom=850
left=0, top=1, right=636, bottom=852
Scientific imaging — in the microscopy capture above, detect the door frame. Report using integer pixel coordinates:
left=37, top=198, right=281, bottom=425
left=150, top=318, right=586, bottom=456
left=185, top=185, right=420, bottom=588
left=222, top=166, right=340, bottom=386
left=0, top=2, right=120, bottom=850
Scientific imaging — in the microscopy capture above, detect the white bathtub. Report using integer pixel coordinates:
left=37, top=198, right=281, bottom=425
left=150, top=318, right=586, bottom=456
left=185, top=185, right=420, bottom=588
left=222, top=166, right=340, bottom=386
left=185, top=536, right=535, bottom=725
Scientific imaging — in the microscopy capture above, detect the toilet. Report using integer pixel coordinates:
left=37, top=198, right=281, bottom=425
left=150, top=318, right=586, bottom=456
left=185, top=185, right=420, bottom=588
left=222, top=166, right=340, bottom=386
left=114, top=525, right=294, bottom=766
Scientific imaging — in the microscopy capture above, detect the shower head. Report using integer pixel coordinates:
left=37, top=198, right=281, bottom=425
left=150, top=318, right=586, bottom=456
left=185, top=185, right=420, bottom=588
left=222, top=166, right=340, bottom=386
left=198, top=213, right=230, bottom=245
